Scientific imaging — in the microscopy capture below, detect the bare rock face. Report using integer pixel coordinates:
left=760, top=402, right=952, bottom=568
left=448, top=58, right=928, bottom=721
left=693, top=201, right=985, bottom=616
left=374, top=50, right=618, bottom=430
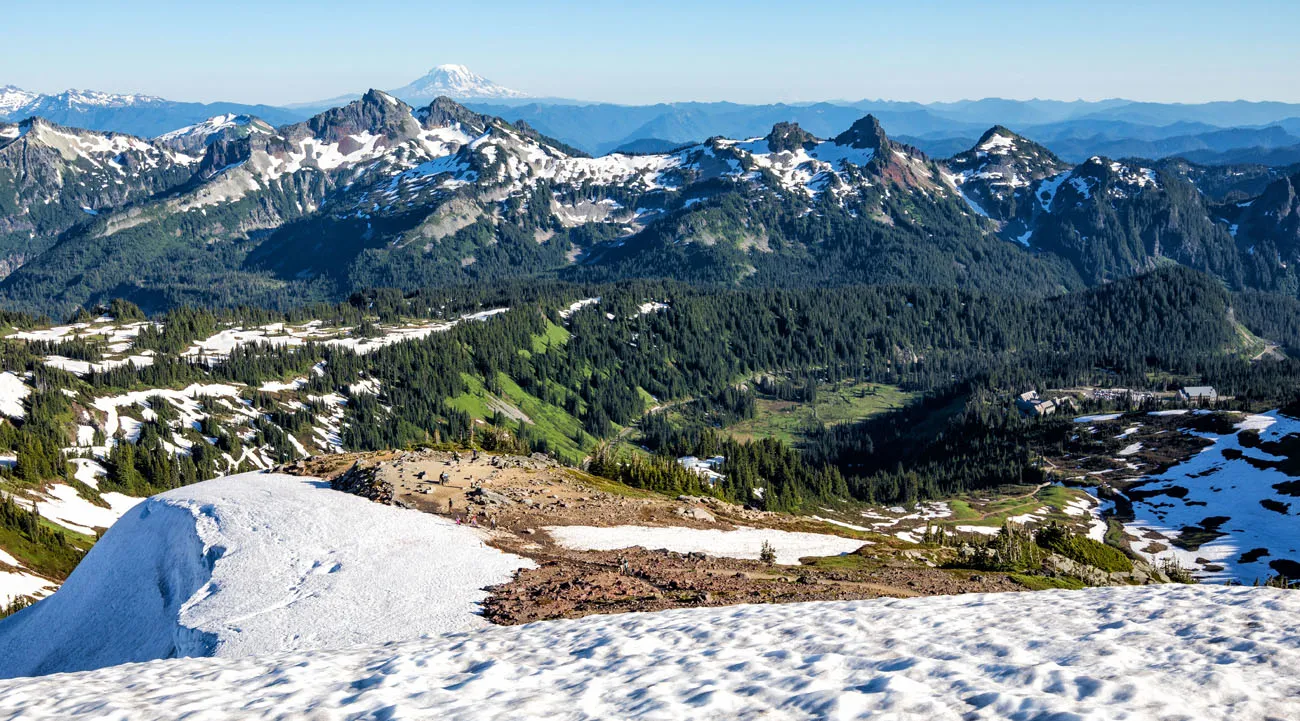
left=331, top=463, right=395, bottom=505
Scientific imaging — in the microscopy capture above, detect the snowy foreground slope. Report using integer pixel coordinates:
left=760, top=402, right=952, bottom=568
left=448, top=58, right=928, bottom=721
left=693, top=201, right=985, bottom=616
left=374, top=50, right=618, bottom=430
left=0, top=473, right=530, bottom=679
left=0, top=585, right=1295, bottom=720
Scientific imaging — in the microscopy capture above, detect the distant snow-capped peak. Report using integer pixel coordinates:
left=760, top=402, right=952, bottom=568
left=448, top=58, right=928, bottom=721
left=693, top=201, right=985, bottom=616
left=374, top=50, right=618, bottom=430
left=0, top=85, right=166, bottom=118
left=0, top=85, right=38, bottom=114
left=389, top=64, right=528, bottom=101
left=45, top=89, right=166, bottom=107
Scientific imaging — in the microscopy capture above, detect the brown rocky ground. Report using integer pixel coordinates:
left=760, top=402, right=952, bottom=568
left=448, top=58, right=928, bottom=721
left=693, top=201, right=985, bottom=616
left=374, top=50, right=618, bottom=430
left=280, top=448, right=1043, bottom=625
left=481, top=546, right=1024, bottom=625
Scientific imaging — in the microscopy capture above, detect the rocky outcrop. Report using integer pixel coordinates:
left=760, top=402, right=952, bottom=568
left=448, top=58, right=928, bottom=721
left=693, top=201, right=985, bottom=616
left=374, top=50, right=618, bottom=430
left=765, top=122, right=817, bottom=154
left=330, top=463, right=394, bottom=505
left=1040, top=552, right=1172, bottom=586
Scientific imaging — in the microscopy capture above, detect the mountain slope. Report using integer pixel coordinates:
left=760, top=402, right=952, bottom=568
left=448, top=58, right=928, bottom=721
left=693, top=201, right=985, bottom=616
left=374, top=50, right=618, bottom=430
left=6, top=101, right=1300, bottom=314
left=0, top=118, right=198, bottom=275
left=944, top=126, right=1066, bottom=222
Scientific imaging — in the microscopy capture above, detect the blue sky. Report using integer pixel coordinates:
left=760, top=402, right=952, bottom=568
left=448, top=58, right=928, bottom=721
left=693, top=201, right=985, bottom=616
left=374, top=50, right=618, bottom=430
left=3, top=0, right=1297, bottom=105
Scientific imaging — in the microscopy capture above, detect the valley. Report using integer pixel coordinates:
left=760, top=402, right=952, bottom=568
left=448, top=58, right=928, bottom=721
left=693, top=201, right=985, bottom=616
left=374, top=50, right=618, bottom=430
left=2, top=269, right=1297, bottom=620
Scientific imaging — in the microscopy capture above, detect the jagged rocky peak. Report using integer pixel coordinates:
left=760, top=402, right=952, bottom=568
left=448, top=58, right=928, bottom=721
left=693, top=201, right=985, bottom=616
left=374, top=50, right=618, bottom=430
left=0, top=116, right=167, bottom=162
left=1235, top=171, right=1300, bottom=255
left=0, top=85, right=37, bottom=114
left=765, top=122, right=818, bottom=153
left=302, top=89, right=418, bottom=143
left=833, top=114, right=891, bottom=151
left=418, top=95, right=490, bottom=134
left=196, top=134, right=258, bottom=179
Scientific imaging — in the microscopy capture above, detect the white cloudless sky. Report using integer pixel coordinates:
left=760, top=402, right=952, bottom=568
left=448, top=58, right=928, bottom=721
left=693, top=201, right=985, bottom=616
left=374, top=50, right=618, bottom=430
left=2, top=0, right=1297, bottom=105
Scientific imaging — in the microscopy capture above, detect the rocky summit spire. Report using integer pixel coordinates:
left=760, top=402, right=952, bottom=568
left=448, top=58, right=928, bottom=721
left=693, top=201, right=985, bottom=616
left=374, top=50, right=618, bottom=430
left=304, top=89, right=416, bottom=142
left=833, top=115, right=891, bottom=151
left=764, top=121, right=817, bottom=153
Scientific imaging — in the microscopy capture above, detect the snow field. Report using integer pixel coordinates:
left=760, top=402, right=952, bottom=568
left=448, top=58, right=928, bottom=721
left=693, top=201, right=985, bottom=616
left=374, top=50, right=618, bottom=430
left=1100, top=411, right=1300, bottom=582
left=0, top=473, right=532, bottom=679
left=545, top=524, right=867, bottom=565
left=18, top=483, right=141, bottom=536
left=0, top=585, right=1295, bottom=720
left=0, top=371, right=30, bottom=418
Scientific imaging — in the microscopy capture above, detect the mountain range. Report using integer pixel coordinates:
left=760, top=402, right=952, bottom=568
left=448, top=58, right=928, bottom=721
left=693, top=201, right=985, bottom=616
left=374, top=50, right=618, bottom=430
left=7, top=66, right=1300, bottom=165
left=0, top=85, right=303, bottom=140
left=2, top=87, right=1300, bottom=316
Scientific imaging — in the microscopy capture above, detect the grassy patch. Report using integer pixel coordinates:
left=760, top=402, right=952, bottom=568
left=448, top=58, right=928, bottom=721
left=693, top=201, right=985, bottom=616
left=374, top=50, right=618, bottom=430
left=1229, top=320, right=1270, bottom=360
left=636, top=387, right=658, bottom=407
left=946, top=499, right=979, bottom=521
left=723, top=380, right=915, bottom=445
left=445, top=373, right=493, bottom=419
left=1008, top=573, right=1087, bottom=591
left=530, top=322, right=571, bottom=354
left=496, top=374, right=587, bottom=459
left=1104, top=519, right=1129, bottom=549
left=0, top=525, right=84, bottom=578
left=800, top=552, right=874, bottom=570
left=565, top=469, right=660, bottom=499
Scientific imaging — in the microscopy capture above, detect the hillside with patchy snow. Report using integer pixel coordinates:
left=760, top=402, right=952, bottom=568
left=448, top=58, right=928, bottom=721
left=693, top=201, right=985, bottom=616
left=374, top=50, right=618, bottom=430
left=1095, top=410, right=1300, bottom=583
left=0, top=585, right=1295, bottom=719
left=0, top=472, right=530, bottom=679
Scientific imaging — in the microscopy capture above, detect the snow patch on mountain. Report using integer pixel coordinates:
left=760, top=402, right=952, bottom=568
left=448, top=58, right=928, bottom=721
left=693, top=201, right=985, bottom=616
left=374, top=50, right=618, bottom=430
left=0, top=371, right=30, bottom=418
left=0, top=472, right=532, bottom=679
left=1094, top=410, right=1300, bottom=582
left=12, top=118, right=197, bottom=170
left=155, top=113, right=270, bottom=144
left=546, top=524, right=866, bottom=565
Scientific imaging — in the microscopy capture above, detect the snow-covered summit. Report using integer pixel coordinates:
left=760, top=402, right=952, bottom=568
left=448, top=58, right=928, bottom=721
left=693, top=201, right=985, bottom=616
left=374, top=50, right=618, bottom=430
left=390, top=63, right=529, bottom=102
left=40, top=88, right=166, bottom=108
left=154, top=113, right=274, bottom=152
left=156, top=113, right=269, bottom=142
left=0, top=472, right=531, bottom=680
left=0, top=87, right=169, bottom=120
left=0, top=585, right=1295, bottom=719
left=0, top=85, right=37, bottom=114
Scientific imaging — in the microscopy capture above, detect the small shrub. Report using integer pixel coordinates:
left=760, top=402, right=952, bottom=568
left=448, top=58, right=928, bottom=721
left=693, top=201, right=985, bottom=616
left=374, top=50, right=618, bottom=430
left=759, top=540, right=777, bottom=565
left=1035, top=522, right=1133, bottom=573
left=1159, top=558, right=1196, bottom=584
left=953, top=521, right=1043, bottom=572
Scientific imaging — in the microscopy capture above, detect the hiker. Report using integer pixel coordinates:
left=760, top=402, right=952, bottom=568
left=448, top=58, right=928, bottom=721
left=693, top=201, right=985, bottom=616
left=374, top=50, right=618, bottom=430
left=472, top=449, right=479, bottom=463
left=440, top=471, right=450, bottom=485
left=447, top=498, right=453, bottom=513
